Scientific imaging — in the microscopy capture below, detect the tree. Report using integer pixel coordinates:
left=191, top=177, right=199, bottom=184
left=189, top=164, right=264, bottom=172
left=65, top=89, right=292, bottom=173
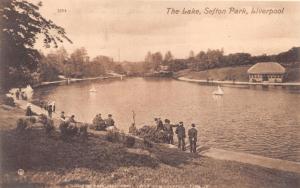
left=0, top=0, right=72, bottom=89
left=206, top=49, right=224, bottom=68
left=152, top=52, right=163, bottom=70
left=143, top=51, right=162, bottom=71
left=144, top=51, right=153, bottom=63
left=169, top=59, right=188, bottom=72
left=93, top=55, right=114, bottom=71
left=275, top=47, right=300, bottom=63
left=189, top=50, right=195, bottom=59
left=85, top=61, right=106, bottom=77
left=164, top=51, right=173, bottom=64
left=114, top=64, right=126, bottom=74
left=38, top=52, right=60, bottom=82
left=224, top=53, right=252, bottom=67
left=195, top=51, right=207, bottom=71
left=68, top=48, right=89, bottom=77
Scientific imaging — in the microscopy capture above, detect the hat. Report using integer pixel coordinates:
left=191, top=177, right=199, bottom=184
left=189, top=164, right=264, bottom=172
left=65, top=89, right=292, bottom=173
left=179, top=121, right=183, bottom=124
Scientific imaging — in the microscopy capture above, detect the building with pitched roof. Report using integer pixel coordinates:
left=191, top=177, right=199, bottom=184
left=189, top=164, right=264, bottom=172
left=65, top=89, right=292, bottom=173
left=247, top=62, right=286, bottom=82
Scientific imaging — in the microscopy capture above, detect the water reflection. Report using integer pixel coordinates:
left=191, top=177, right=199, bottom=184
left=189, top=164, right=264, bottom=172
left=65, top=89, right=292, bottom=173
left=212, top=95, right=223, bottom=107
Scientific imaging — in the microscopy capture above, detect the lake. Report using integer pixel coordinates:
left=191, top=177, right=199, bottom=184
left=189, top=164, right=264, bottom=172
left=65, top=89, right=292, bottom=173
left=33, top=78, right=300, bottom=162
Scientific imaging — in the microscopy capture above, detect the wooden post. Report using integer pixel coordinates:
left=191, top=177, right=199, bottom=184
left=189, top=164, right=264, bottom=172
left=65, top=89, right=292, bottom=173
left=132, top=110, right=136, bottom=125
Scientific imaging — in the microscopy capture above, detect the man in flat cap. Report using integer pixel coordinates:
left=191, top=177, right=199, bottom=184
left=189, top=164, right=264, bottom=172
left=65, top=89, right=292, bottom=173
left=175, top=121, right=186, bottom=151
left=188, top=123, right=198, bottom=153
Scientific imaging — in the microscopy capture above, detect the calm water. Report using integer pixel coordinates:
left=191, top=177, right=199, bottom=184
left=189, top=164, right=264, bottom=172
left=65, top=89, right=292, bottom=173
left=33, top=78, right=300, bottom=162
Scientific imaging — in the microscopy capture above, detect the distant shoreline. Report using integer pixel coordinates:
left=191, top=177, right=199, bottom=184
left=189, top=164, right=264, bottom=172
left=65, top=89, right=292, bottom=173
left=33, top=75, right=124, bottom=89
left=177, top=76, right=300, bottom=87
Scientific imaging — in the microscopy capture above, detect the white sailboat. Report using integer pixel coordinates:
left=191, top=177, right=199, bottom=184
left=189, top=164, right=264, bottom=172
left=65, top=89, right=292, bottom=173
left=89, top=85, right=97, bottom=92
left=213, top=85, right=224, bottom=95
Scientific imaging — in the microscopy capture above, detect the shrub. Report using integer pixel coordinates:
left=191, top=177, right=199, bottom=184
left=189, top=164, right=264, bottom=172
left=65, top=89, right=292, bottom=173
left=28, top=116, right=37, bottom=124
left=78, top=123, right=88, bottom=139
left=59, top=121, right=69, bottom=138
left=37, top=114, right=55, bottom=135
left=135, top=125, right=165, bottom=143
left=106, top=130, right=120, bottom=142
left=45, top=118, right=55, bottom=135
left=124, top=136, right=135, bottom=147
left=59, top=122, right=88, bottom=140
left=3, top=96, right=15, bottom=107
left=16, top=118, right=28, bottom=132
left=66, top=122, right=78, bottom=136
left=143, top=138, right=153, bottom=148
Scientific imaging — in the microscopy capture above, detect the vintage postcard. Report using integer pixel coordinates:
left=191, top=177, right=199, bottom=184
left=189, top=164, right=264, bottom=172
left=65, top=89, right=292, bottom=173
left=0, top=0, right=300, bottom=187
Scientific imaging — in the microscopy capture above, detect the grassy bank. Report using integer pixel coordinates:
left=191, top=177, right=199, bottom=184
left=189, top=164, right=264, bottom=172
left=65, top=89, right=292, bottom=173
left=0, top=104, right=299, bottom=187
left=175, top=66, right=300, bottom=82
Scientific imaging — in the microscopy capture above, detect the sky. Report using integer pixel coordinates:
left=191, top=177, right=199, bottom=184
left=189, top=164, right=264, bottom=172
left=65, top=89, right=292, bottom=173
left=32, top=0, right=300, bottom=62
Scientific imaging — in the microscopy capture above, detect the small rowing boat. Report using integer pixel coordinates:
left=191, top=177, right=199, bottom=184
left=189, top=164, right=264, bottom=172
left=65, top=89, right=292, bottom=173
left=89, top=86, right=97, bottom=92
left=213, top=86, right=224, bottom=95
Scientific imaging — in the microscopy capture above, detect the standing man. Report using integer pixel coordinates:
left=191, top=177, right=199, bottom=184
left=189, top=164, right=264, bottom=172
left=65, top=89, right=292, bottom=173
left=175, top=122, right=186, bottom=151
left=47, top=104, right=53, bottom=118
left=155, top=118, right=164, bottom=131
left=164, top=119, right=174, bottom=144
left=188, top=123, right=198, bottom=153
left=52, top=101, right=56, bottom=112
left=15, top=89, right=20, bottom=100
left=25, top=104, right=33, bottom=116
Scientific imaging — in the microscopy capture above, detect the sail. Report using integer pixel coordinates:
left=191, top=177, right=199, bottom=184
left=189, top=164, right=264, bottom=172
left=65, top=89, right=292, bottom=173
left=89, top=85, right=97, bottom=92
left=218, top=86, right=224, bottom=94
left=213, top=86, right=224, bottom=95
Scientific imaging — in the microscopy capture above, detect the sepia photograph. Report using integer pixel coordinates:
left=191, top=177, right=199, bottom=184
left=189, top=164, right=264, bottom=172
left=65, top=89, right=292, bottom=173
left=0, top=0, right=300, bottom=187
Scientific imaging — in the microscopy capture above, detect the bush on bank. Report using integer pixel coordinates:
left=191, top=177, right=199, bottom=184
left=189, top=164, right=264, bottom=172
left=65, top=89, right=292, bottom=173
left=135, top=125, right=165, bottom=143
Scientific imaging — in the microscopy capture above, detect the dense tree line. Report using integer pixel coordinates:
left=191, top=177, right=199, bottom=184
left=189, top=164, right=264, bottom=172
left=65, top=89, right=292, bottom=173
left=139, top=47, right=300, bottom=74
left=38, top=47, right=125, bottom=82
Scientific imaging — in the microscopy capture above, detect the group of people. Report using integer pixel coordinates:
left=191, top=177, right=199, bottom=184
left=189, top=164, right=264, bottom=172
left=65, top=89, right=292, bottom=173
left=59, top=111, right=76, bottom=123
left=92, top=113, right=115, bottom=130
left=15, top=88, right=28, bottom=100
left=39, top=100, right=55, bottom=118
left=59, top=112, right=80, bottom=137
left=129, top=118, right=199, bottom=153
left=155, top=118, right=198, bottom=153
left=11, top=85, right=33, bottom=101
left=11, top=87, right=56, bottom=119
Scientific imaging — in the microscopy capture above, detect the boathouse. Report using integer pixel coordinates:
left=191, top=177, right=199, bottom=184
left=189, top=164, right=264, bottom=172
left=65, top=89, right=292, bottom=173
left=247, top=62, right=286, bottom=83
